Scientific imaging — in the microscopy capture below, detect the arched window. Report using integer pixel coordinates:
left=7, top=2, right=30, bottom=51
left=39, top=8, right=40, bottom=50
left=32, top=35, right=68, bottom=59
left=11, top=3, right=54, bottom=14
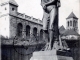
left=33, top=27, right=37, bottom=37
left=40, top=29, right=43, bottom=40
left=68, top=21, right=69, bottom=27
left=17, top=23, right=23, bottom=36
left=70, top=21, right=72, bottom=26
left=26, top=25, right=30, bottom=37
left=73, top=20, right=75, bottom=27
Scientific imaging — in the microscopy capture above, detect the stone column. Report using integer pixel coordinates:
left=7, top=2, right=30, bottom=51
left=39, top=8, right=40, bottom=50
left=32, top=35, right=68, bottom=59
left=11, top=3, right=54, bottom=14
left=30, top=27, right=33, bottom=41
left=37, top=26, right=40, bottom=41
left=22, top=22, right=26, bottom=40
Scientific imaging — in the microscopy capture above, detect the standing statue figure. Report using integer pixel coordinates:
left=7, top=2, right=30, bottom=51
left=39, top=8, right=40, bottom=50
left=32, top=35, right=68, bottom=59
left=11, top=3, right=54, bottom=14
left=41, top=0, right=61, bottom=50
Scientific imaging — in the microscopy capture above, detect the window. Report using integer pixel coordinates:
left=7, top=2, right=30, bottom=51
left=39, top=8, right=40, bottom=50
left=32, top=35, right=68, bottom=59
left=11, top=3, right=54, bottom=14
left=12, top=8, right=15, bottom=11
left=33, top=27, right=37, bottom=37
left=73, top=20, right=75, bottom=27
left=68, top=21, right=69, bottom=27
left=17, top=23, right=23, bottom=36
left=40, top=29, right=43, bottom=40
left=75, top=21, right=77, bottom=27
left=33, top=27, right=37, bottom=40
left=70, top=21, right=72, bottom=26
left=26, top=25, right=30, bottom=37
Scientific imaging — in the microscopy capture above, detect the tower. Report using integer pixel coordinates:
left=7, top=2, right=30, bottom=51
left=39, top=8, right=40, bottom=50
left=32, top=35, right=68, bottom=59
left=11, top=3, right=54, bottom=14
left=0, top=0, right=18, bottom=38
left=66, top=12, right=78, bottom=32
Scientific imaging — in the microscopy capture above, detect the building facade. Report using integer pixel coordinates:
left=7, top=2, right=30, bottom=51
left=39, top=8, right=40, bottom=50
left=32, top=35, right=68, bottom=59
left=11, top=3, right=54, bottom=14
left=0, top=0, right=43, bottom=41
left=60, top=12, right=79, bottom=40
left=59, top=12, right=80, bottom=60
left=66, top=12, right=78, bottom=32
left=0, top=0, right=44, bottom=60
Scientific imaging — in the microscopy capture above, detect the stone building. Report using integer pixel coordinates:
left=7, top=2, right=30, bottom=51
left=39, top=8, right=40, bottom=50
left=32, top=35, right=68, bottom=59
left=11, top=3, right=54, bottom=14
left=59, top=12, right=80, bottom=60
left=59, top=12, right=79, bottom=40
left=0, top=0, right=43, bottom=40
left=0, top=0, right=44, bottom=60
left=0, top=0, right=80, bottom=60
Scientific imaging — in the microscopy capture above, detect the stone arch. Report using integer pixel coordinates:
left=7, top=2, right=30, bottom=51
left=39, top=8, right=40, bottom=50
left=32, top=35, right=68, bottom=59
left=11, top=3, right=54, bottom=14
left=33, top=27, right=37, bottom=37
left=17, top=23, right=23, bottom=36
left=26, top=25, right=30, bottom=37
left=40, top=29, right=43, bottom=40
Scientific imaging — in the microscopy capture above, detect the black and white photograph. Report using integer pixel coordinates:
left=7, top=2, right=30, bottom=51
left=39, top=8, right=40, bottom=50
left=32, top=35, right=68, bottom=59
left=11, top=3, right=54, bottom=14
left=0, top=0, right=80, bottom=60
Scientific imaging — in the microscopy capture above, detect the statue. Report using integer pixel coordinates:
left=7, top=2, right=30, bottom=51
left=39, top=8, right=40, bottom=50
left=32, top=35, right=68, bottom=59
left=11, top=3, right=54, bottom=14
left=30, top=1, right=73, bottom=60
left=41, top=0, right=61, bottom=50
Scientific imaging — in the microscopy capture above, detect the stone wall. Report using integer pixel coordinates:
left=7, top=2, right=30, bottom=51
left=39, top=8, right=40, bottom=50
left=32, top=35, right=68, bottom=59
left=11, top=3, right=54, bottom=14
left=9, top=12, right=43, bottom=41
left=1, top=44, right=44, bottom=60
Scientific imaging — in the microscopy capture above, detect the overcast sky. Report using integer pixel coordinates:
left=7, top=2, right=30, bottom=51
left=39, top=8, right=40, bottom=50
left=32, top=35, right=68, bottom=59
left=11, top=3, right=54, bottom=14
left=0, top=0, right=80, bottom=33
left=15, top=0, right=80, bottom=33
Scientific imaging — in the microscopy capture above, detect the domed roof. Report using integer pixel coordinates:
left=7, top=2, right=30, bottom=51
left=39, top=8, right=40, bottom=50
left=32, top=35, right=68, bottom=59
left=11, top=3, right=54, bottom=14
left=66, top=12, right=78, bottom=19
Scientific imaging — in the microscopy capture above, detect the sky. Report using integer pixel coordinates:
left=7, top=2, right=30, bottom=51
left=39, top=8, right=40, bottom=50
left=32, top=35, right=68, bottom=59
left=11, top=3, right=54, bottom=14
left=15, top=0, right=80, bottom=33
left=0, top=0, right=80, bottom=33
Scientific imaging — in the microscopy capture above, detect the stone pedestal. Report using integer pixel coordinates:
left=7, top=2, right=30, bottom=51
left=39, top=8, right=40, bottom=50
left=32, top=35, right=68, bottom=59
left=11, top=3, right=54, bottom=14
left=30, top=50, right=73, bottom=60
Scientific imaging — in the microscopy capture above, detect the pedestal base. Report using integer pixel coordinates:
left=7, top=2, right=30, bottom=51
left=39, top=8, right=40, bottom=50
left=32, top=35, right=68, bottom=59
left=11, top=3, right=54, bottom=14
left=30, top=50, right=73, bottom=60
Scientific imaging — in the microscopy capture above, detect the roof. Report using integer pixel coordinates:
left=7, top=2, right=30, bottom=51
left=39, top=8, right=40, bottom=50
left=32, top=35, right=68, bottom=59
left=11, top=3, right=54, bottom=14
left=59, top=25, right=65, bottom=34
left=62, top=29, right=79, bottom=36
left=1, top=0, right=18, bottom=6
left=66, top=12, right=78, bottom=19
left=9, top=0, right=18, bottom=6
